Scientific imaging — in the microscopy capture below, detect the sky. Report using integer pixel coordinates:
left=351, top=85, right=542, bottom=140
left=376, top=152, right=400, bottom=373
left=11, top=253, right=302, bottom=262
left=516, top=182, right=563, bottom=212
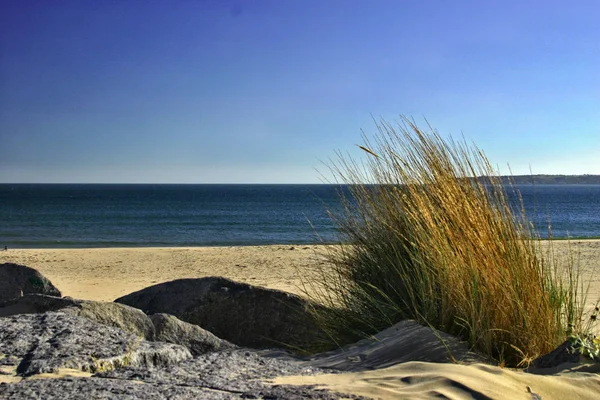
left=0, top=0, right=598, bottom=183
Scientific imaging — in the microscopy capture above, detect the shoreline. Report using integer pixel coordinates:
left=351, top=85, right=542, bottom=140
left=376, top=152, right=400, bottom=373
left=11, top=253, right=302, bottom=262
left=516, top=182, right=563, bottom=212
left=4, top=236, right=600, bottom=250
left=0, top=243, right=334, bottom=251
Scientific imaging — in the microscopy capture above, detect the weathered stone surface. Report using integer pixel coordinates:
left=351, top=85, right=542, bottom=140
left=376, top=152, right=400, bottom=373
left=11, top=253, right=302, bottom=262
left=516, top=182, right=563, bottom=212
left=98, top=349, right=334, bottom=394
left=0, top=312, right=191, bottom=376
left=0, top=378, right=230, bottom=400
left=0, top=375, right=357, bottom=399
left=75, top=299, right=155, bottom=340
left=0, top=294, right=155, bottom=340
left=0, top=263, right=61, bottom=302
left=150, top=313, right=235, bottom=356
left=115, top=277, right=324, bottom=349
left=0, top=312, right=360, bottom=399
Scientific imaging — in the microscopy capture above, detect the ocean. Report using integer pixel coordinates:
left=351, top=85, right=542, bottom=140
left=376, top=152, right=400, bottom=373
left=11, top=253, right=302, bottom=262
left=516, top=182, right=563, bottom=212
left=0, top=184, right=599, bottom=248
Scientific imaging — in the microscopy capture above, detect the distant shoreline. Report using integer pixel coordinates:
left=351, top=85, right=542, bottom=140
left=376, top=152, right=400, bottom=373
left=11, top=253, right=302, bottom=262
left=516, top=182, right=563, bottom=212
left=2, top=174, right=600, bottom=185
left=4, top=236, right=600, bottom=250
left=499, top=174, right=600, bottom=184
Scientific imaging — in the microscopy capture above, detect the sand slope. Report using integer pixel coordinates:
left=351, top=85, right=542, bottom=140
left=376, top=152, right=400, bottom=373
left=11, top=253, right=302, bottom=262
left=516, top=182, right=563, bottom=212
left=273, top=361, right=600, bottom=400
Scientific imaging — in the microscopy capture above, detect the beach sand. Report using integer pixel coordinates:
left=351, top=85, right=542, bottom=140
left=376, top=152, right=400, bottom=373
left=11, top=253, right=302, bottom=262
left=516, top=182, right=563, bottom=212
left=0, top=244, right=328, bottom=302
left=2, top=240, right=599, bottom=399
left=1, top=240, right=598, bottom=305
left=272, top=361, right=600, bottom=399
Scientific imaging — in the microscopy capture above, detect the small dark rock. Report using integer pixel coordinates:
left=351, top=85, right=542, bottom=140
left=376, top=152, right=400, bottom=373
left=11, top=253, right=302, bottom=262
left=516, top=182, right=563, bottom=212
left=0, top=263, right=61, bottom=302
left=528, top=339, right=583, bottom=371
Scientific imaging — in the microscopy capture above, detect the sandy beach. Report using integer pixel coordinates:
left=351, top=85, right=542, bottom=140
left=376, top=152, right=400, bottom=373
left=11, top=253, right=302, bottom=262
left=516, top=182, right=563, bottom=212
left=2, top=241, right=600, bottom=399
left=0, top=244, right=330, bottom=302
left=1, top=240, right=599, bottom=305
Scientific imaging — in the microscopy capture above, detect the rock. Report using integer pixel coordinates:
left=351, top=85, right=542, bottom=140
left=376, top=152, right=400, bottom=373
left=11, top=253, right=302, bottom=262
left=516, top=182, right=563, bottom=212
left=529, top=340, right=582, bottom=370
left=0, top=295, right=235, bottom=357
left=0, top=294, right=155, bottom=340
left=0, top=312, right=191, bottom=377
left=150, top=313, right=235, bottom=356
left=115, top=277, right=324, bottom=350
left=0, top=373, right=356, bottom=399
left=73, top=299, right=155, bottom=340
left=0, top=311, right=358, bottom=399
left=0, top=263, right=61, bottom=302
left=0, top=378, right=229, bottom=399
left=525, top=337, right=600, bottom=374
left=98, top=349, right=336, bottom=395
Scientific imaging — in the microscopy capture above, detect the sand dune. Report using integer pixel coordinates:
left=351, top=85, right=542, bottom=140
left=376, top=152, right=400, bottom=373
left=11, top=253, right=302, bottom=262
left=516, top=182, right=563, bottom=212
left=273, top=361, right=600, bottom=400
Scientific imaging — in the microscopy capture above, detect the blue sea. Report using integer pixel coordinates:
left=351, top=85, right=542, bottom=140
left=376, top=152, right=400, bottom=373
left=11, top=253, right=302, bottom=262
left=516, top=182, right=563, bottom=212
left=0, top=184, right=599, bottom=248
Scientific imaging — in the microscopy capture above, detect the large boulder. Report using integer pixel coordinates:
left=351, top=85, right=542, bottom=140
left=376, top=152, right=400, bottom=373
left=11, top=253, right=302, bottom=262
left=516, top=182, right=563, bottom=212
left=0, top=311, right=345, bottom=399
left=0, top=263, right=61, bottom=302
left=0, top=311, right=191, bottom=377
left=0, top=295, right=238, bottom=357
left=0, top=294, right=154, bottom=340
left=150, top=313, right=235, bottom=356
left=115, top=277, right=324, bottom=350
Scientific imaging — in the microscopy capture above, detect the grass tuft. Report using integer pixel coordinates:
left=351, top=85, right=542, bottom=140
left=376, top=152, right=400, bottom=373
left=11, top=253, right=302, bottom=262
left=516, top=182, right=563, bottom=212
left=304, top=117, right=597, bottom=367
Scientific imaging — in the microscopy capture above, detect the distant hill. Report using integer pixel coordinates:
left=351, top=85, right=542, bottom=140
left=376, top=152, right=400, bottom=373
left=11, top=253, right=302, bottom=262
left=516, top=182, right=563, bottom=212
left=497, top=175, right=600, bottom=185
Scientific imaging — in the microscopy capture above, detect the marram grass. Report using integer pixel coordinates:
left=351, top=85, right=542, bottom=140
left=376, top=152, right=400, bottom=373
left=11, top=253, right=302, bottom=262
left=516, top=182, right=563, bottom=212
left=304, top=117, right=598, bottom=367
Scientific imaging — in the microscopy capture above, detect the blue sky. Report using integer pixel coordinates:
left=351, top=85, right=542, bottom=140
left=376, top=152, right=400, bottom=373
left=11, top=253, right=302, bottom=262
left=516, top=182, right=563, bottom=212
left=1, top=0, right=598, bottom=183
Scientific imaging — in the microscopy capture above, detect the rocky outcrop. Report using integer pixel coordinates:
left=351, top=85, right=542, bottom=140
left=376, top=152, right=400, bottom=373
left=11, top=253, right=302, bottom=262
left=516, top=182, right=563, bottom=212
left=0, top=311, right=356, bottom=399
left=0, top=295, right=237, bottom=357
left=0, top=376, right=357, bottom=400
left=0, top=263, right=61, bottom=302
left=115, top=277, right=325, bottom=349
left=0, top=312, right=191, bottom=377
left=0, top=294, right=154, bottom=340
left=150, top=313, right=235, bottom=356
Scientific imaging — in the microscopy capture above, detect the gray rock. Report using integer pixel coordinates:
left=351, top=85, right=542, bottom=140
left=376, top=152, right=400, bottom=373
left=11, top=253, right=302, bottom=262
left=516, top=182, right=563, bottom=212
left=150, top=313, right=235, bottom=356
left=0, top=295, right=233, bottom=357
left=0, top=312, right=361, bottom=400
left=0, top=294, right=155, bottom=340
left=0, top=378, right=233, bottom=400
left=0, top=376, right=358, bottom=399
left=0, top=263, right=61, bottom=302
left=98, top=348, right=334, bottom=394
left=0, top=311, right=191, bottom=376
left=115, top=277, right=325, bottom=350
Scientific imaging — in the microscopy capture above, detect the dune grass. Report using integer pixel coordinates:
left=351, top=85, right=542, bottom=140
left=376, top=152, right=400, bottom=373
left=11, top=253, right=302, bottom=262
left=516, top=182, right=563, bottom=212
left=304, top=117, right=597, bottom=367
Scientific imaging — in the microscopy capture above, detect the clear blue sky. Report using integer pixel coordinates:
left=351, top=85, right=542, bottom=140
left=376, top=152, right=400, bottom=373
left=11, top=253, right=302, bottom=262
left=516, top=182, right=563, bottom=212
left=1, top=0, right=598, bottom=183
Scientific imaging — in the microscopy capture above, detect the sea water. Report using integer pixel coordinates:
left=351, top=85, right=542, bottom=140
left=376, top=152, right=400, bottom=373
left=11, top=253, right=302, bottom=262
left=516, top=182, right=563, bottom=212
left=0, top=184, right=598, bottom=248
